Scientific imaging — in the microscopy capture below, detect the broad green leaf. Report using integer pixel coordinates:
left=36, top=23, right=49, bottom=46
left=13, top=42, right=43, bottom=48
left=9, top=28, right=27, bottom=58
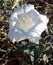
left=46, top=47, right=52, bottom=56
left=39, top=43, right=44, bottom=51
left=34, top=48, right=42, bottom=61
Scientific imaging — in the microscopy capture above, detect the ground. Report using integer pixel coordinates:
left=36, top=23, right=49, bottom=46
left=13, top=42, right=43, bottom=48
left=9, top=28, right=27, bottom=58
left=0, top=0, right=53, bottom=65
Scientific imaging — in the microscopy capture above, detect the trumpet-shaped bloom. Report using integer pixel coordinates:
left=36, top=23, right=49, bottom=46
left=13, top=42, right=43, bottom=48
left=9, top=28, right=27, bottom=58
left=8, top=4, right=49, bottom=43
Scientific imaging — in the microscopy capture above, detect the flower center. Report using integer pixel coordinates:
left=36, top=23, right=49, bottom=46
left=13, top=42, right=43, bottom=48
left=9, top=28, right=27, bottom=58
left=18, top=13, right=35, bottom=32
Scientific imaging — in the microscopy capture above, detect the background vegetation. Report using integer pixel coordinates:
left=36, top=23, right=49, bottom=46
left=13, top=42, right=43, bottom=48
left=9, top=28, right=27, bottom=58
left=0, top=0, right=53, bottom=65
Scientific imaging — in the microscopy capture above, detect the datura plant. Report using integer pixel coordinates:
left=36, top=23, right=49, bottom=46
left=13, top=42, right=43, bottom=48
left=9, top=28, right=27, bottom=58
left=1, top=0, right=53, bottom=65
left=8, top=4, right=49, bottom=43
left=7, top=3, right=49, bottom=64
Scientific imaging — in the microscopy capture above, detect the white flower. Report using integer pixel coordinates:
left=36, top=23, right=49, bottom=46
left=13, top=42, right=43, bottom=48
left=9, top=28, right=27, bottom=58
left=8, top=4, right=49, bottom=43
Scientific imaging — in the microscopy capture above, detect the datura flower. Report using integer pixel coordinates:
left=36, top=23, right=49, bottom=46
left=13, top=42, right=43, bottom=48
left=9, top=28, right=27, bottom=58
left=8, top=4, right=49, bottom=43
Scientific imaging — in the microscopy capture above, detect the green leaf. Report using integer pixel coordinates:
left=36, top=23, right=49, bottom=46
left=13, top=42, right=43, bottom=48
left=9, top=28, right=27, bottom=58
left=45, top=47, right=52, bottom=57
left=34, top=48, right=42, bottom=61
left=44, top=35, right=51, bottom=42
left=39, top=43, right=44, bottom=51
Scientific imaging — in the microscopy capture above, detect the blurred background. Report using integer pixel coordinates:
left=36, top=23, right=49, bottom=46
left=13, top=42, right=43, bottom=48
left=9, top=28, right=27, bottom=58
left=0, top=0, right=53, bottom=65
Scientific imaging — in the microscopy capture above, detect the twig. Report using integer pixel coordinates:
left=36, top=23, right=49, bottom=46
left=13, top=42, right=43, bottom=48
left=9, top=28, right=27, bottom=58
left=39, top=0, right=53, bottom=7
left=0, top=48, right=7, bottom=52
left=45, top=2, right=53, bottom=7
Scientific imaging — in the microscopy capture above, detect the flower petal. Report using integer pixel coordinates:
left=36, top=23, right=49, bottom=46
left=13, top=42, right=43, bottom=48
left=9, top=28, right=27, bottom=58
left=8, top=28, right=25, bottom=43
left=9, top=7, right=24, bottom=28
left=40, top=14, right=49, bottom=24
left=24, top=4, right=34, bottom=13
left=34, top=23, right=47, bottom=35
left=27, top=32, right=41, bottom=43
